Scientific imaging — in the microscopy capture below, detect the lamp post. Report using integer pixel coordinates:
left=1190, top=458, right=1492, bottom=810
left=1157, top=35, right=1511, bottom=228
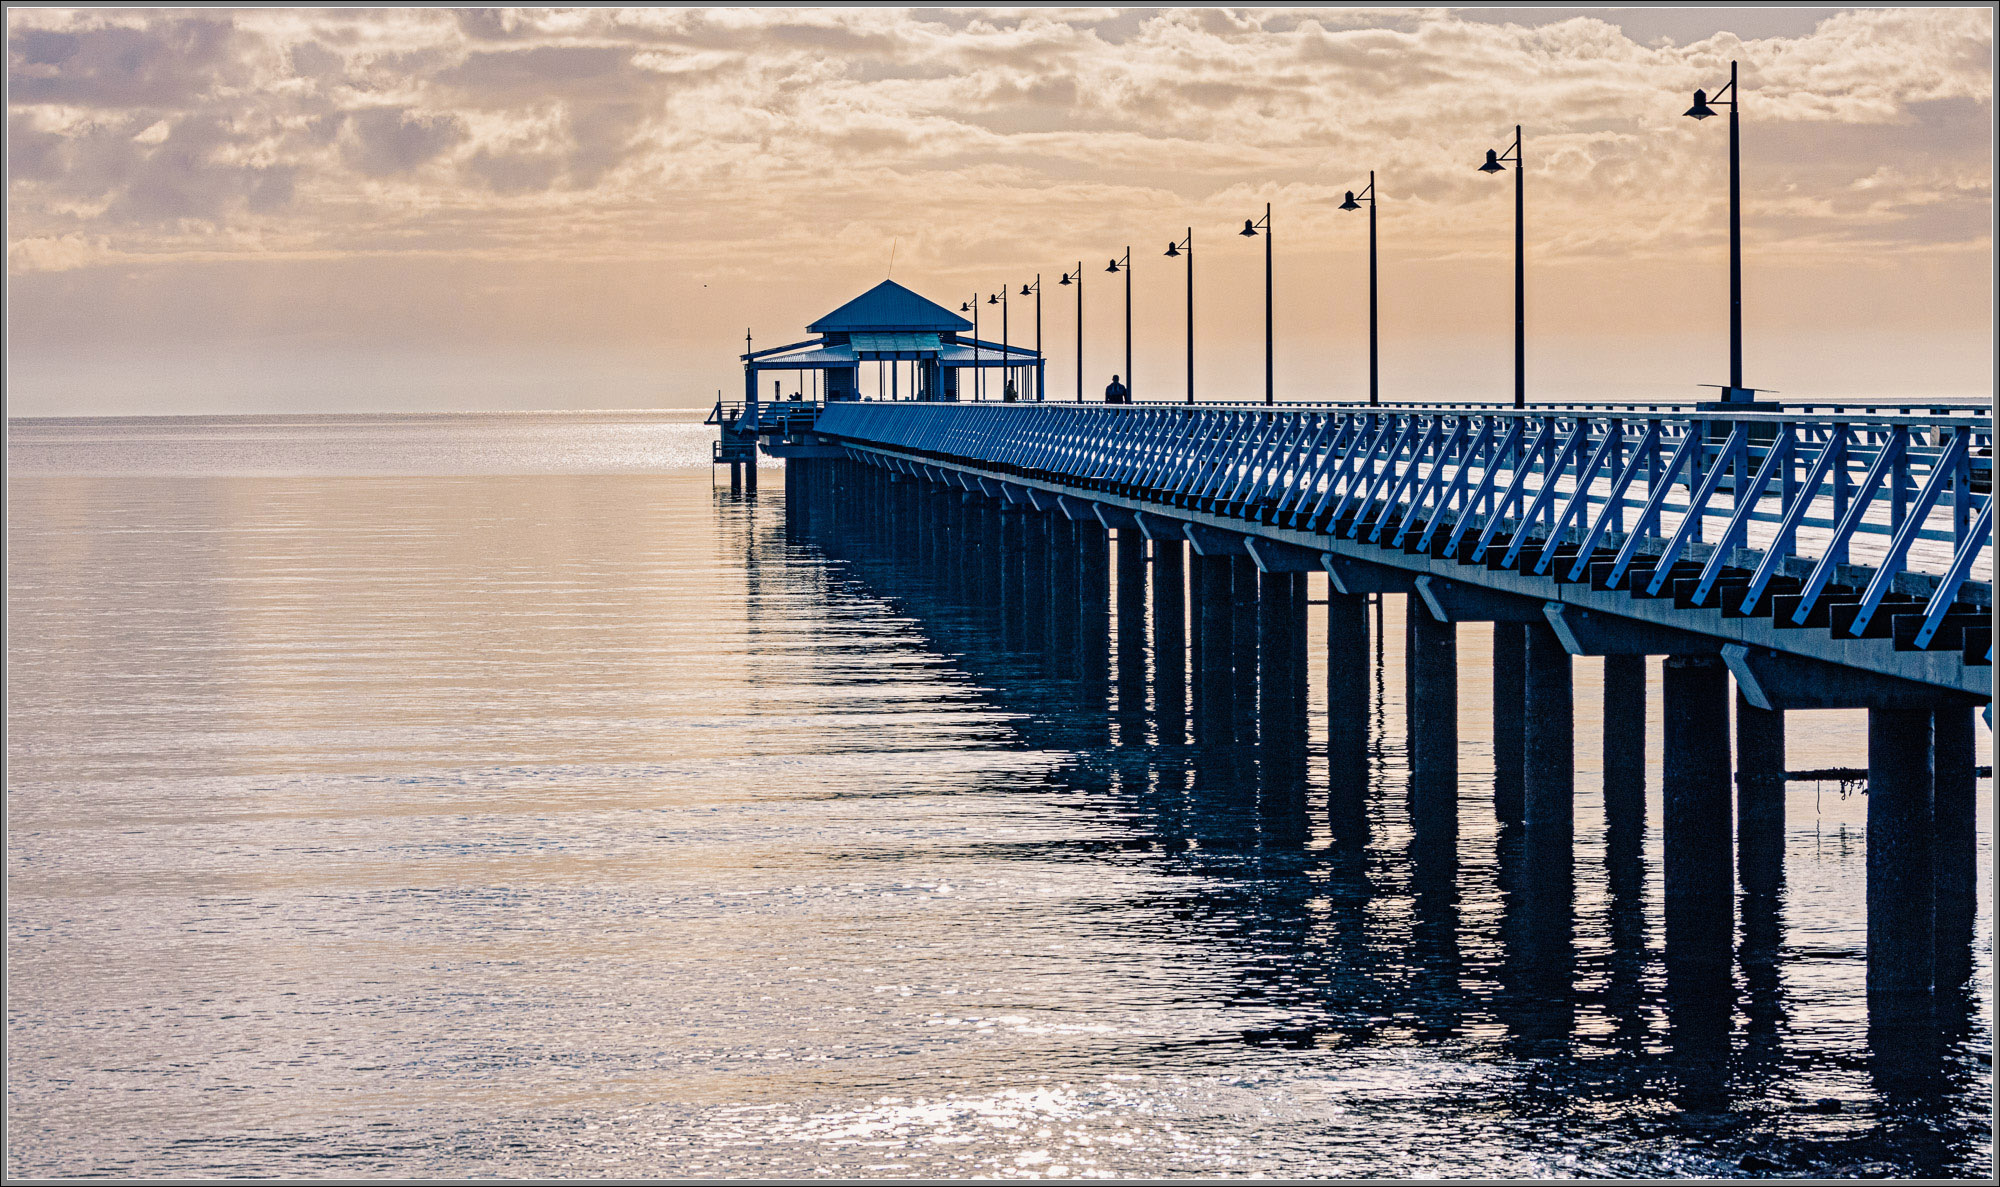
left=1238, top=204, right=1272, bottom=404
left=1165, top=229, right=1193, bottom=404
left=960, top=296, right=981, bottom=400
left=988, top=288, right=1009, bottom=398
left=1338, top=175, right=1378, bottom=405
left=1059, top=262, right=1083, bottom=401
left=1480, top=128, right=1525, bottom=408
left=1105, top=247, right=1131, bottom=400
left=1686, top=60, right=1746, bottom=399
left=1020, top=277, right=1042, bottom=401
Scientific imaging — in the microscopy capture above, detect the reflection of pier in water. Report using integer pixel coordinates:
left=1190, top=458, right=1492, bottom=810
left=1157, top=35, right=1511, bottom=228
left=730, top=467, right=1987, bottom=1173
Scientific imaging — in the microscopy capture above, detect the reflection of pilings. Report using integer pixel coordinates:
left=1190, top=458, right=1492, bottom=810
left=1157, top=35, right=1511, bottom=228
left=1195, top=554, right=1234, bottom=740
left=1115, top=529, right=1148, bottom=721
left=1259, top=571, right=1309, bottom=843
left=1662, top=653, right=1734, bottom=1048
left=1326, top=591, right=1369, bottom=845
left=1153, top=538, right=1187, bottom=743
left=1602, top=654, right=1646, bottom=842
left=1409, top=606, right=1458, bottom=840
left=1230, top=556, right=1259, bottom=743
left=1491, top=623, right=1526, bottom=823
left=1932, top=704, right=1976, bottom=996
left=1735, top=691, right=1786, bottom=898
left=1867, top=707, right=1934, bottom=1020
left=1523, top=624, right=1573, bottom=883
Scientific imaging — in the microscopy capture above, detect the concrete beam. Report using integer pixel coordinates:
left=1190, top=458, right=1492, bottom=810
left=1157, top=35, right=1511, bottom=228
left=1245, top=537, right=1323, bottom=573
left=1545, top=603, right=1723, bottom=657
left=1133, top=510, right=1188, bottom=541
left=1414, top=575, right=1546, bottom=624
left=1322, top=552, right=1417, bottom=595
left=1184, top=522, right=1249, bottom=556
left=1723, top=644, right=1976, bottom=711
left=1023, top=487, right=1062, bottom=514
left=1093, top=503, right=1139, bottom=531
left=1056, top=495, right=1101, bottom=522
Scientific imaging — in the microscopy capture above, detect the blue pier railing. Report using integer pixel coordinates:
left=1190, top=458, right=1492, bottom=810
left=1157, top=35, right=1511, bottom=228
left=812, top=401, right=1993, bottom=661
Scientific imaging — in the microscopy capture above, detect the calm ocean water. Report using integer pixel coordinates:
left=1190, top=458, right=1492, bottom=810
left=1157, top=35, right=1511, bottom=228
left=6, top=413, right=1991, bottom=1178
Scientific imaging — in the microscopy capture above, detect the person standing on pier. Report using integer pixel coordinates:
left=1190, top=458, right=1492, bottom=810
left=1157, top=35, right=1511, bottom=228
left=1105, top=373, right=1129, bottom=404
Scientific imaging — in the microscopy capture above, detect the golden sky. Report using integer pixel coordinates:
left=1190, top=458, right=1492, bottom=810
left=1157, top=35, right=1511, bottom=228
left=6, top=6, right=1993, bottom=414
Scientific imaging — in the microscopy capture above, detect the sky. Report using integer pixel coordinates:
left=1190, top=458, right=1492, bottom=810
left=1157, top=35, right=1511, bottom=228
left=5, top=6, right=1993, bottom=416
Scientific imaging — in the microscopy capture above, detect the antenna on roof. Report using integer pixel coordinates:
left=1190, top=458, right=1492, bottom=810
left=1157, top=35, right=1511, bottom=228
left=888, top=238, right=897, bottom=279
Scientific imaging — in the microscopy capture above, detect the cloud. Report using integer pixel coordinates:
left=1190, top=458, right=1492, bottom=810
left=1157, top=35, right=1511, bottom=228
left=7, top=16, right=245, bottom=108
left=342, top=107, right=468, bottom=177
left=8, top=233, right=117, bottom=273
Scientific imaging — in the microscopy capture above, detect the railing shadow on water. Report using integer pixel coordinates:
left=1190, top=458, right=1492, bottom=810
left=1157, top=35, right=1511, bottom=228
left=729, top=471, right=1992, bottom=1179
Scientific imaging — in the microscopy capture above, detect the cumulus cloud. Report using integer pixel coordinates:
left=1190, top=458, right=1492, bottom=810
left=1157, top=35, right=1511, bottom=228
left=2, top=5, right=1990, bottom=270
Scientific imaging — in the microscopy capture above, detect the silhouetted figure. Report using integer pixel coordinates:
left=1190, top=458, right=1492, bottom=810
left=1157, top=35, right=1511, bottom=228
left=1105, top=374, right=1129, bottom=404
left=1003, top=377, right=1018, bottom=402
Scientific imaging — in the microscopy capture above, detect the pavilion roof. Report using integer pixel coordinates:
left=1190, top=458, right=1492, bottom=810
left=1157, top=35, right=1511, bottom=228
left=808, top=279, right=972, bottom=334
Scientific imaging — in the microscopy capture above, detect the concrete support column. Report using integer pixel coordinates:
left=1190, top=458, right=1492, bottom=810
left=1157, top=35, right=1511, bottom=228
left=1047, top=515, right=1080, bottom=676
left=1933, top=704, right=1977, bottom=996
left=1077, top=521, right=1111, bottom=693
left=1491, top=623, right=1527, bottom=824
left=1021, top=511, right=1050, bottom=651
left=1326, top=590, right=1370, bottom=845
left=998, top=508, right=1023, bottom=648
left=1195, top=554, right=1234, bottom=740
left=1601, top=655, right=1646, bottom=841
left=1662, top=654, right=1734, bottom=982
left=1409, top=607, right=1459, bottom=841
left=1522, top=624, right=1574, bottom=877
left=1734, top=692, right=1786, bottom=898
left=1115, top=529, right=1148, bottom=720
left=1152, top=538, right=1187, bottom=743
left=1867, top=707, right=1934, bottom=1018
left=1229, top=556, right=1259, bottom=742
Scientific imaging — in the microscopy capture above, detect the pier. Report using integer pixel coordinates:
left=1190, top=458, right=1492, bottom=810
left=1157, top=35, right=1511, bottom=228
left=716, top=286, right=1992, bottom=1040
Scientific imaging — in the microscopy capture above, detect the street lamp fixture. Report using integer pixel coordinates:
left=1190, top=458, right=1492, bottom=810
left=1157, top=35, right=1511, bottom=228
left=1105, top=248, right=1131, bottom=402
left=1479, top=127, right=1525, bottom=408
left=1021, top=276, right=1042, bottom=399
left=1686, top=59, right=1747, bottom=400
left=1059, top=262, right=1083, bottom=401
left=1166, top=229, right=1193, bottom=404
left=1239, top=203, right=1272, bottom=404
left=1338, top=174, right=1379, bottom=405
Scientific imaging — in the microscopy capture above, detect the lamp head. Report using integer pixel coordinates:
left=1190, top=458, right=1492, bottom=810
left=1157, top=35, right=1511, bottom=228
left=988, top=293, right=999, bottom=304
left=1059, top=272, right=1072, bottom=285
left=1685, top=88, right=1716, bottom=119
left=1239, top=218, right=1258, bottom=237
left=1479, top=149, right=1504, bottom=173
left=1106, top=258, right=1120, bottom=273
left=1338, top=191, right=1360, bottom=211
left=1020, top=284, right=1032, bottom=296
left=959, top=302, right=971, bottom=311
left=1164, top=241, right=1179, bottom=258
